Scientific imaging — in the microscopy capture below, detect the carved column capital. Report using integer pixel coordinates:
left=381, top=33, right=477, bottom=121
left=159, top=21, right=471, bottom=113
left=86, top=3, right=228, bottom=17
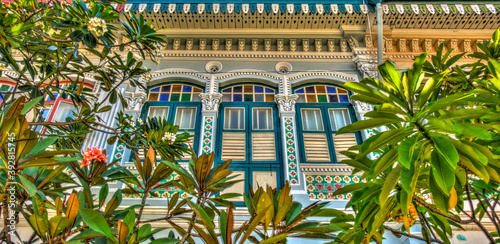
left=124, top=90, right=147, bottom=114
left=275, top=94, right=298, bottom=114
left=353, top=56, right=378, bottom=79
left=199, top=93, right=223, bottom=112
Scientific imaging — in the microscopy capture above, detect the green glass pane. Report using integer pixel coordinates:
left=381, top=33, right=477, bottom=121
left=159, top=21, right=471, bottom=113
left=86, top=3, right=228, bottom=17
left=0, top=85, right=9, bottom=92
left=244, top=94, right=253, bottom=102
left=318, top=95, right=327, bottom=103
left=170, top=93, right=180, bottom=101
left=181, top=94, right=191, bottom=101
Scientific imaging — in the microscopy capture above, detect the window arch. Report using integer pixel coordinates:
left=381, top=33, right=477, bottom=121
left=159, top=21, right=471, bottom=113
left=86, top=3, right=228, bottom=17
left=294, top=84, right=360, bottom=164
left=221, top=84, right=275, bottom=102
left=148, top=84, right=202, bottom=102
left=217, top=83, right=282, bottom=201
left=143, top=83, right=204, bottom=160
left=295, top=85, right=349, bottom=103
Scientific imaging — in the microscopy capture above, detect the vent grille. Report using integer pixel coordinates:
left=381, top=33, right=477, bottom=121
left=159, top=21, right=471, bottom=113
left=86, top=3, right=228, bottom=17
left=252, top=133, right=276, bottom=161
left=333, top=133, right=358, bottom=162
left=221, top=132, right=246, bottom=161
left=303, top=133, right=330, bottom=162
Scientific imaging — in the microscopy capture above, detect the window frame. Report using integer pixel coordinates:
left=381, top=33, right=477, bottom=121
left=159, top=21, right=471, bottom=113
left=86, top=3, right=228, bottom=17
left=295, top=84, right=361, bottom=164
left=216, top=84, right=283, bottom=202
left=142, top=83, right=204, bottom=159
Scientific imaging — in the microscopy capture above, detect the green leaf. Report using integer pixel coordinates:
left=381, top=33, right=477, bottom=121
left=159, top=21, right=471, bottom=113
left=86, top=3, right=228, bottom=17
left=418, top=71, right=450, bottom=107
left=148, top=238, right=180, bottom=244
left=21, top=137, right=58, bottom=160
left=29, top=214, right=48, bottom=237
left=430, top=151, right=455, bottom=196
left=49, top=215, right=68, bottom=237
left=369, top=146, right=398, bottom=179
left=331, top=183, right=369, bottom=196
left=357, top=128, right=414, bottom=159
left=379, top=165, right=401, bottom=208
left=432, top=136, right=459, bottom=169
left=123, top=210, right=136, bottom=235
left=21, top=96, right=44, bottom=115
left=18, top=175, right=37, bottom=197
left=337, top=118, right=403, bottom=134
left=79, top=209, right=117, bottom=242
left=398, top=135, right=418, bottom=170
left=187, top=200, right=214, bottom=229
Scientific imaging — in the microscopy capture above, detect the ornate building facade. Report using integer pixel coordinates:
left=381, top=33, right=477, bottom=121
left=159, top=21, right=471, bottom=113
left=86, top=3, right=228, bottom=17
left=1, top=0, right=498, bottom=242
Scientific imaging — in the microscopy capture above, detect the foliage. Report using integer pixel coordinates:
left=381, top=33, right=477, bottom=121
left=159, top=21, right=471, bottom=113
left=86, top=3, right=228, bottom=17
left=336, top=29, right=500, bottom=243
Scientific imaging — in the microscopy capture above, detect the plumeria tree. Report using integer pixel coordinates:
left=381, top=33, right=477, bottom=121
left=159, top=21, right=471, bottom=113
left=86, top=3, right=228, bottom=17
left=0, top=0, right=340, bottom=243
left=333, top=29, right=500, bottom=243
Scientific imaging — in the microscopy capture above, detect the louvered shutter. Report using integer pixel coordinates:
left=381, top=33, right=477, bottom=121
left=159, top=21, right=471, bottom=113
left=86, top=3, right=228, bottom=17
left=333, top=133, right=358, bottom=162
left=303, top=133, right=330, bottom=162
left=221, top=132, right=246, bottom=161
left=252, top=132, right=276, bottom=161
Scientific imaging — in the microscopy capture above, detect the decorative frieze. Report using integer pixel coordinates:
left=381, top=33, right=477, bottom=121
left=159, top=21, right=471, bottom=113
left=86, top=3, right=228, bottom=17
left=225, top=39, right=232, bottom=51
left=365, top=35, right=372, bottom=50
left=315, top=39, right=322, bottom=52
left=450, top=39, right=458, bottom=52
left=212, top=39, right=220, bottom=51
left=302, top=39, right=309, bottom=52
left=398, top=39, right=407, bottom=52
left=186, top=39, right=193, bottom=50
left=347, top=36, right=358, bottom=49
left=424, top=39, right=432, bottom=52
left=306, top=174, right=363, bottom=200
left=277, top=39, right=284, bottom=52
left=290, top=39, right=297, bottom=52
left=340, top=39, right=348, bottom=52
left=252, top=39, right=258, bottom=51
left=238, top=39, right=245, bottom=51
left=265, top=39, right=271, bottom=51
left=199, top=39, right=207, bottom=50
left=385, top=38, right=393, bottom=52
left=328, top=39, right=335, bottom=52
left=463, top=39, right=472, bottom=52
left=411, top=39, right=420, bottom=53
left=173, top=38, right=181, bottom=50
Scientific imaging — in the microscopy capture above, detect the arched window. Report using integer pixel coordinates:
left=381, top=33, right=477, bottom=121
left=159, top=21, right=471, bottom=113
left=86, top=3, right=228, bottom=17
left=143, top=83, right=203, bottom=160
left=295, top=84, right=360, bottom=164
left=217, top=84, right=282, bottom=201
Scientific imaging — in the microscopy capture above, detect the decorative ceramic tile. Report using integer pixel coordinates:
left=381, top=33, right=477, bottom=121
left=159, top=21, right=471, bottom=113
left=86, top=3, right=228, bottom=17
left=202, top=116, right=214, bottom=153
left=305, top=175, right=364, bottom=200
left=284, top=117, right=299, bottom=185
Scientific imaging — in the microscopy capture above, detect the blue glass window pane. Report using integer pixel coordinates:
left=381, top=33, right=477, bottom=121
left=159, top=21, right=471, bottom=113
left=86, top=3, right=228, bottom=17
left=42, top=109, right=50, bottom=118
left=295, top=88, right=304, bottom=94
left=233, top=86, right=242, bottom=92
left=222, top=88, right=231, bottom=93
left=339, top=95, right=349, bottom=102
left=265, top=88, right=274, bottom=93
left=328, top=95, right=338, bottom=102
left=159, top=94, right=170, bottom=101
left=327, top=86, right=336, bottom=93
left=233, top=94, right=242, bottom=101
left=182, top=85, right=192, bottom=92
left=161, top=86, right=171, bottom=92
left=151, top=87, right=160, bottom=92
left=254, top=86, right=264, bottom=93
left=305, top=86, right=315, bottom=93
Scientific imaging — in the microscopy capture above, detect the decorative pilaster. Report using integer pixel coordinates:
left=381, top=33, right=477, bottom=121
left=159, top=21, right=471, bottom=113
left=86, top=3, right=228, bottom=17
left=198, top=61, right=223, bottom=154
left=274, top=62, right=300, bottom=185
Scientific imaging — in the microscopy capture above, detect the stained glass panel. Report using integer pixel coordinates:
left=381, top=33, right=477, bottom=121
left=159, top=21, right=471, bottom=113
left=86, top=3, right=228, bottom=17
left=294, top=85, right=349, bottom=103
left=148, top=84, right=203, bottom=102
left=220, top=85, right=275, bottom=102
